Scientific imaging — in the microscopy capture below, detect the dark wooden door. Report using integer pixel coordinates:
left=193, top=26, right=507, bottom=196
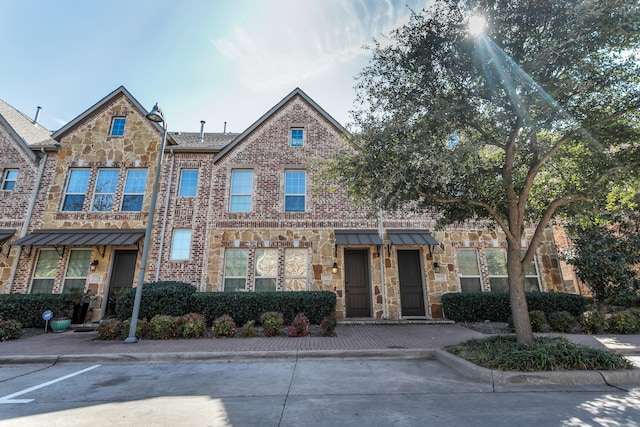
left=107, top=250, right=137, bottom=314
left=398, top=250, right=426, bottom=317
left=344, top=249, right=371, bottom=317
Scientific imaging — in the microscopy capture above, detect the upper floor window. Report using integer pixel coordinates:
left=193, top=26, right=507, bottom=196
left=122, top=169, right=147, bottom=211
left=178, top=169, right=198, bottom=197
left=284, top=170, right=306, bottom=212
left=110, top=117, right=126, bottom=136
left=62, top=169, right=91, bottom=211
left=291, top=128, right=304, bottom=147
left=230, top=170, right=253, bottom=212
left=457, top=249, right=481, bottom=293
left=170, top=229, right=192, bottom=260
left=92, top=169, right=119, bottom=211
left=1, top=169, right=18, bottom=190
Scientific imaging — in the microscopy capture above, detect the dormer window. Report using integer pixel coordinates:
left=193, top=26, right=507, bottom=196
left=110, top=117, right=126, bottom=136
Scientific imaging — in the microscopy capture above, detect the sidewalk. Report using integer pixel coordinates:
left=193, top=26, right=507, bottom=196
left=1, top=323, right=639, bottom=385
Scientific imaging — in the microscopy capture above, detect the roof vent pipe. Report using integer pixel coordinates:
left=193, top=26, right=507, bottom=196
left=198, top=120, right=205, bottom=143
left=223, top=121, right=227, bottom=134
left=32, top=106, right=42, bottom=126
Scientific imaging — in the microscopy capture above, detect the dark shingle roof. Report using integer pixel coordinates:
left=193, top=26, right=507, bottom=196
left=0, top=99, right=58, bottom=148
left=169, top=132, right=239, bottom=150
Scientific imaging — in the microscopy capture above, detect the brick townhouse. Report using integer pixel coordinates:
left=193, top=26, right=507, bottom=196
left=0, top=86, right=579, bottom=322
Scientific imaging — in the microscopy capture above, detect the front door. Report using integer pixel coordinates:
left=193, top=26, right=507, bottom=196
left=398, top=250, right=426, bottom=317
left=344, top=249, right=371, bottom=317
left=106, top=250, right=138, bottom=315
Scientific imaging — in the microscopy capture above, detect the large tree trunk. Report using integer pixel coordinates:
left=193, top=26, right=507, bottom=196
left=507, top=243, right=534, bottom=344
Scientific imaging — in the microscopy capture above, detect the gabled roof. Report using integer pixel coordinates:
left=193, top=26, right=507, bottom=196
left=51, top=86, right=171, bottom=144
left=0, top=99, right=58, bottom=161
left=213, top=87, right=349, bottom=162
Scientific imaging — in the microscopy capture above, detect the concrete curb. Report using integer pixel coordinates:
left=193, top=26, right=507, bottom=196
left=435, top=349, right=640, bottom=386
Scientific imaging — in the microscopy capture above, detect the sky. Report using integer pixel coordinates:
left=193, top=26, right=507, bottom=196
left=0, top=0, right=431, bottom=134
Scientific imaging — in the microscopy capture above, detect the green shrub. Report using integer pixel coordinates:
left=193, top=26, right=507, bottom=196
left=442, top=292, right=589, bottom=322
left=147, top=315, right=180, bottom=339
left=179, top=313, right=206, bottom=338
left=548, top=311, right=576, bottom=333
left=0, top=319, right=22, bottom=341
left=116, top=281, right=197, bottom=320
left=320, top=315, right=337, bottom=336
left=582, top=311, right=607, bottom=334
left=447, top=335, right=633, bottom=371
left=607, top=310, right=640, bottom=334
left=241, top=320, right=256, bottom=337
left=260, top=312, right=284, bottom=337
left=190, top=291, right=336, bottom=326
left=528, top=310, right=547, bottom=332
left=212, top=315, right=236, bottom=338
left=288, top=313, right=310, bottom=337
left=97, top=319, right=126, bottom=340
left=0, top=294, right=72, bottom=328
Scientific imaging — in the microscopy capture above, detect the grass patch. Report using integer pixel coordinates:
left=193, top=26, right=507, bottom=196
left=446, top=335, right=633, bottom=372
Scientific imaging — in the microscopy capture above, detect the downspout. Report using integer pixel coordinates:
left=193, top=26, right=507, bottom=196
left=8, top=150, right=47, bottom=292
left=378, top=208, right=387, bottom=319
left=154, top=148, right=175, bottom=281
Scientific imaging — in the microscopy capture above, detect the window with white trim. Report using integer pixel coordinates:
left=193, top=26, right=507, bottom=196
left=63, top=250, right=91, bottom=294
left=110, top=117, right=126, bottom=136
left=1, top=169, right=18, bottom=190
left=170, top=229, right=192, bottom=260
left=92, top=169, right=119, bottom=211
left=285, top=248, right=308, bottom=291
left=62, top=169, right=91, bottom=211
left=284, top=170, right=306, bottom=212
left=254, top=249, right=278, bottom=292
left=178, top=169, right=198, bottom=197
left=486, top=249, right=509, bottom=293
left=122, top=169, right=147, bottom=211
left=223, top=249, right=248, bottom=291
left=291, top=128, right=304, bottom=147
left=230, top=170, right=252, bottom=212
left=31, top=249, right=58, bottom=294
left=522, top=250, right=540, bottom=291
left=457, top=249, right=482, bottom=293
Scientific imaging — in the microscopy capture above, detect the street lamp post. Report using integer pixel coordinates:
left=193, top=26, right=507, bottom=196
left=124, top=103, right=167, bottom=344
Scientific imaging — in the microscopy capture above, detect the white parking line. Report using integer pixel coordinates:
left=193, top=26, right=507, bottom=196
left=0, top=365, right=100, bottom=404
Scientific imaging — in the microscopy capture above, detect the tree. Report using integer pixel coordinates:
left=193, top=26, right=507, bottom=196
left=333, top=0, right=640, bottom=343
left=567, top=210, right=640, bottom=312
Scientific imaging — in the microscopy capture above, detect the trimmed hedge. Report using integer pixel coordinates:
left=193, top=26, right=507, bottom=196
left=0, top=294, right=72, bottom=328
left=190, top=291, right=336, bottom=325
left=116, top=281, right=197, bottom=320
left=442, top=292, right=590, bottom=322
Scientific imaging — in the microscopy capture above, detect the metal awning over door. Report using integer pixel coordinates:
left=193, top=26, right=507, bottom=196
left=11, top=229, right=145, bottom=257
left=387, top=230, right=438, bottom=246
left=335, top=230, right=383, bottom=246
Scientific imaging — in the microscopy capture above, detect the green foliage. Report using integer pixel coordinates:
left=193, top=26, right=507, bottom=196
left=581, top=311, right=607, bottom=335
left=0, top=294, right=72, bottom=328
left=0, top=319, right=22, bottom=341
left=548, top=311, right=576, bottom=333
left=260, top=312, right=284, bottom=337
left=607, top=310, right=640, bottom=334
left=320, top=315, right=338, bottom=336
left=447, top=336, right=633, bottom=371
left=288, top=313, right=310, bottom=337
left=442, top=292, right=588, bottom=322
left=528, top=310, right=547, bottom=333
left=567, top=211, right=640, bottom=310
left=179, top=313, right=206, bottom=338
left=240, top=320, right=256, bottom=338
left=190, top=291, right=336, bottom=326
left=97, top=318, right=128, bottom=340
left=212, top=315, right=236, bottom=338
left=116, top=281, right=197, bottom=320
left=147, top=315, right=180, bottom=340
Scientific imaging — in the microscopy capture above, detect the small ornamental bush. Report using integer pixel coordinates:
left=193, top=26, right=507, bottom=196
left=582, top=311, right=607, bottom=334
left=607, top=311, right=640, bottom=334
left=528, top=310, right=547, bottom=332
left=260, top=312, right=284, bottom=337
left=97, top=319, right=126, bottom=340
left=0, top=319, right=22, bottom=341
left=179, top=313, right=206, bottom=338
left=212, top=315, right=236, bottom=337
left=241, top=320, right=256, bottom=338
left=548, top=311, right=576, bottom=333
left=320, top=315, right=337, bottom=336
left=148, top=315, right=180, bottom=340
left=288, top=313, right=310, bottom=337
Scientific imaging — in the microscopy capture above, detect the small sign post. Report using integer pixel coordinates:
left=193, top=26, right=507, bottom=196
left=42, top=310, right=53, bottom=333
